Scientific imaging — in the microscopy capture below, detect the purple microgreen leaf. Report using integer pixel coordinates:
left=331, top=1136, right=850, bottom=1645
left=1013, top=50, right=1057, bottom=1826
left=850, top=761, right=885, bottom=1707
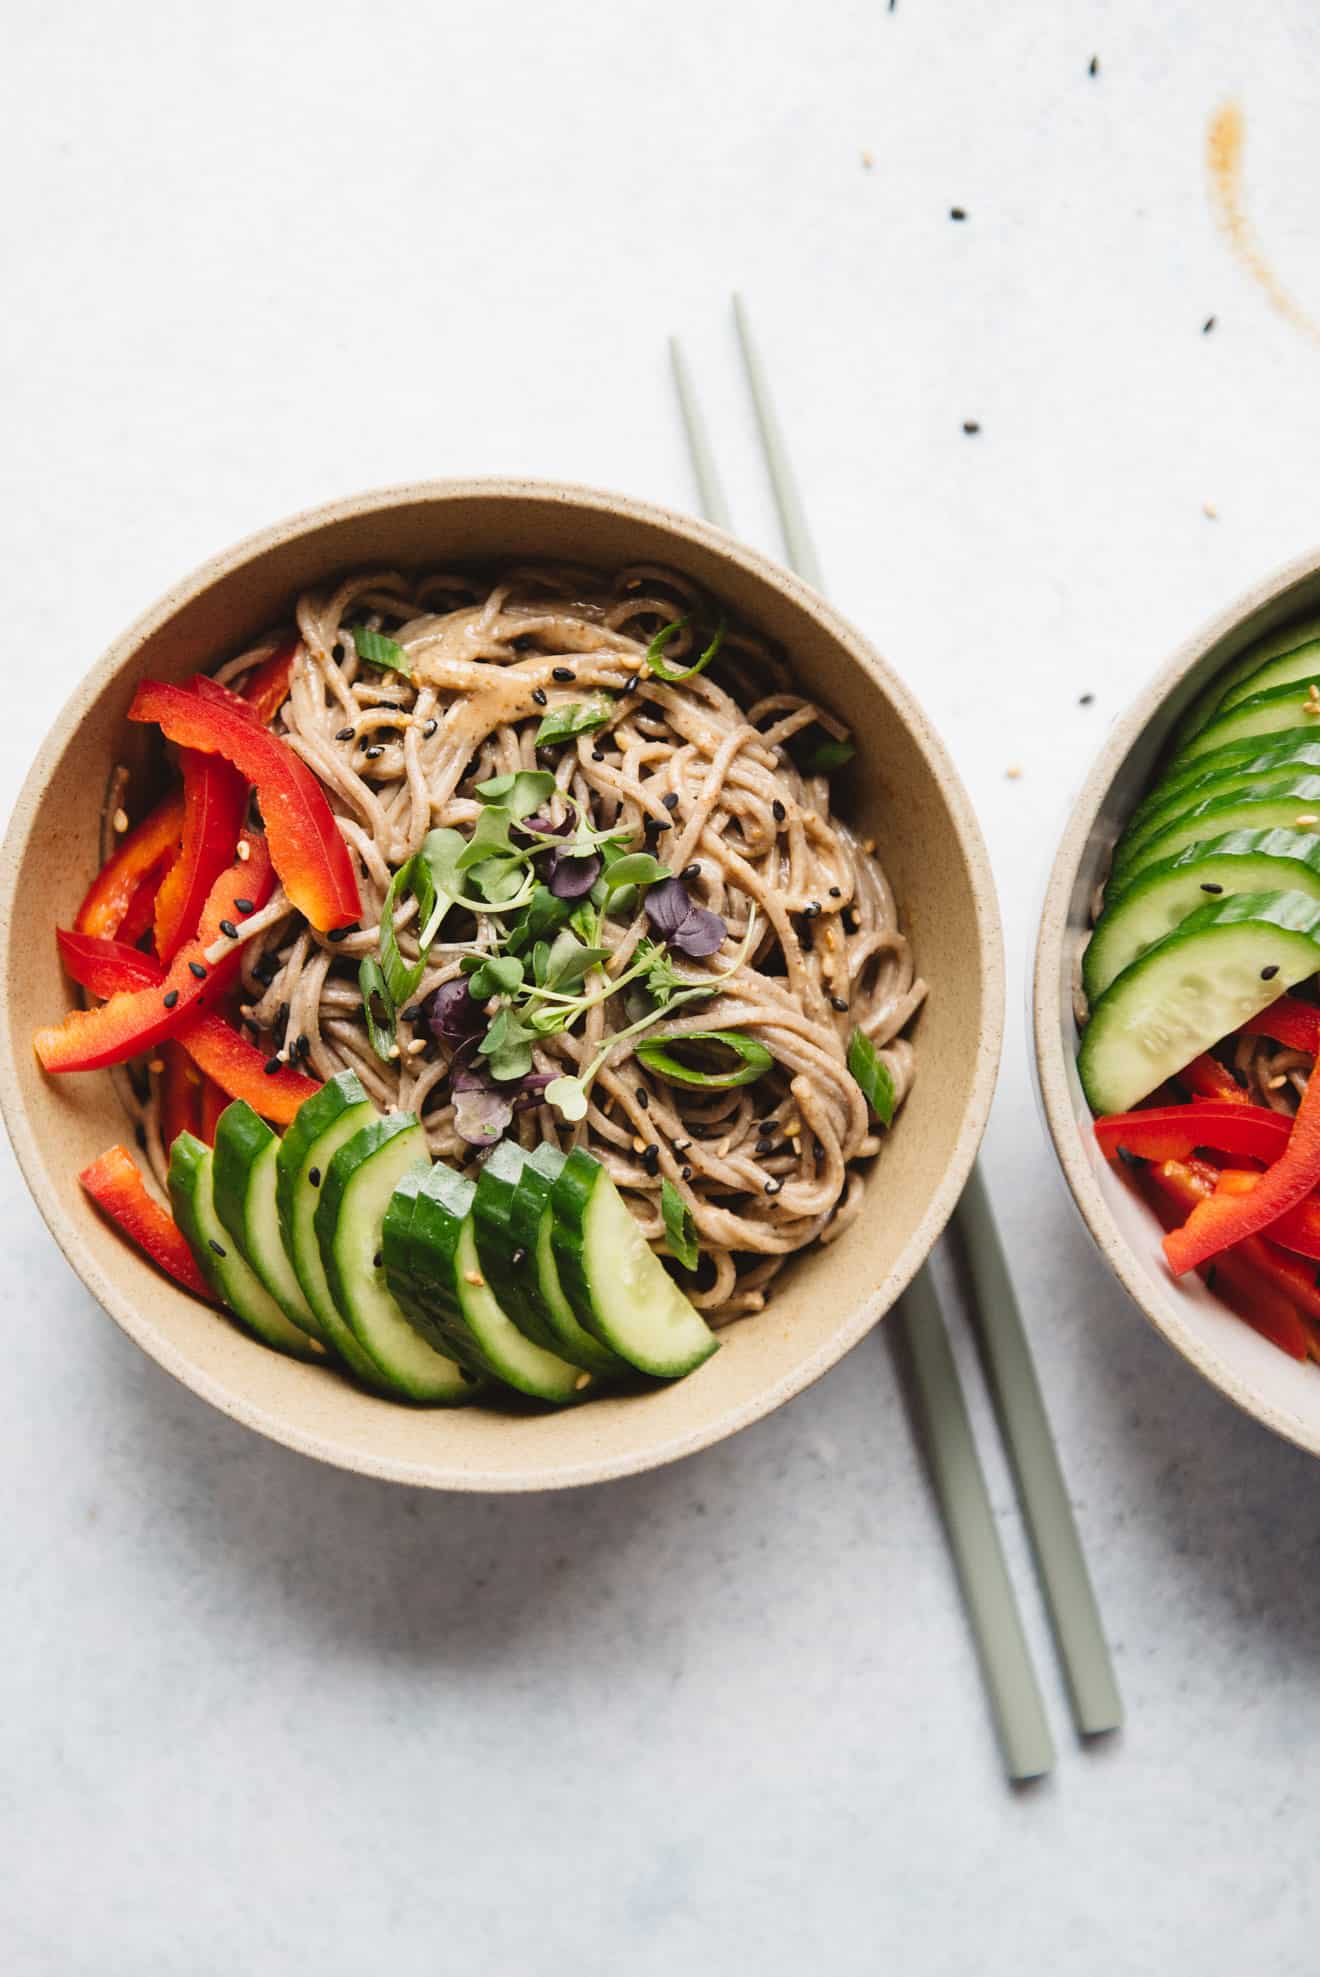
left=452, top=1083, right=515, bottom=1144
left=643, top=877, right=695, bottom=938
left=425, top=978, right=484, bottom=1045
left=547, top=846, right=602, bottom=899
left=670, top=905, right=727, bottom=958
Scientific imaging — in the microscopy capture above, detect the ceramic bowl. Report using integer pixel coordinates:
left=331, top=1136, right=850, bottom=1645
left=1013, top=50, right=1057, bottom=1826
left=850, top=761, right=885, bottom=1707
left=1035, top=545, right=1320, bottom=1456
left=0, top=479, right=1003, bottom=1489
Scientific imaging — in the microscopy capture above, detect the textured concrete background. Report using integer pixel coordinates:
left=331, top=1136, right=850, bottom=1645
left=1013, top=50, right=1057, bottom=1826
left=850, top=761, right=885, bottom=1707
left=5, top=3, right=1320, bottom=1970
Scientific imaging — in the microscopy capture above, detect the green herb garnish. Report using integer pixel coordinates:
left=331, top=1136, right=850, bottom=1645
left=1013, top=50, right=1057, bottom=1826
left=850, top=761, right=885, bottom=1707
left=848, top=1027, right=895, bottom=1126
left=634, top=1029, right=773, bottom=1089
left=352, top=626, right=412, bottom=677
left=358, top=956, right=396, bottom=1062
left=661, top=1177, right=699, bottom=1271
left=534, top=697, right=614, bottom=748
left=802, top=737, right=855, bottom=774
left=644, top=614, right=727, bottom=685
left=601, top=852, right=671, bottom=894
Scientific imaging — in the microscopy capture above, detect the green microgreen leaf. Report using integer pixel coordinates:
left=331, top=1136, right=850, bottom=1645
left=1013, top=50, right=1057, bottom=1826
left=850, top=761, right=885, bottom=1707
left=661, top=1177, right=699, bottom=1271
left=468, top=953, right=525, bottom=999
left=421, top=827, right=468, bottom=899
left=478, top=1006, right=537, bottom=1083
left=644, top=614, right=726, bottom=685
left=602, top=852, right=671, bottom=894
left=358, top=956, right=396, bottom=1062
left=475, top=769, right=557, bottom=819
left=543, top=928, right=610, bottom=992
left=456, top=805, right=516, bottom=869
left=634, top=1029, right=773, bottom=1089
left=352, top=625, right=412, bottom=677
left=506, top=886, right=574, bottom=957
left=534, top=696, right=614, bottom=748
left=848, top=1028, right=895, bottom=1126
left=544, top=1074, right=589, bottom=1122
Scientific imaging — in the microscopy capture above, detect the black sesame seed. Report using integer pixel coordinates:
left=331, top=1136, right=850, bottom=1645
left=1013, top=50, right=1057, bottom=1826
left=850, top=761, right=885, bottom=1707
left=772, top=799, right=786, bottom=823
left=651, top=817, right=672, bottom=832
left=1079, top=693, right=1095, bottom=707
left=208, top=1238, right=226, bottom=1258
left=681, top=1165, right=693, bottom=1181
left=219, top=918, right=238, bottom=940
left=950, top=206, right=967, bottom=221
left=162, top=989, right=179, bottom=1009
left=134, top=1124, right=148, bottom=1152
left=263, top=1056, right=281, bottom=1075
left=756, top=1138, right=776, bottom=1155
left=1200, top=882, right=1224, bottom=895
left=511, top=1247, right=527, bottom=1268
left=1261, top=964, right=1280, bottom=980
left=400, top=1005, right=422, bottom=1025
left=365, top=745, right=384, bottom=760
left=1088, top=53, right=1099, bottom=76
left=1203, top=315, right=1216, bottom=335
left=804, top=901, right=821, bottom=919
left=591, top=748, right=606, bottom=763
left=636, top=1087, right=649, bottom=1109
left=188, top=961, right=207, bottom=980
left=662, top=791, right=679, bottom=810
left=308, top=1167, right=321, bottom=1187
left=963, top=419, right=981, bottom=434
left=290, top=1034, right=306, bottom=1061
left=642, top=1145, right=661, bottom=1175
left=829, top=886, right=842, bottom=898
left=233, top=899, right=254, bottom=916
left=531, top=687, right=548, bottom=707
left=764, top=1178, right=782, bottom=1196
left=831, top=995, right=849, bottom=1012
left=552, top=666, right=574, bottom=683
left=373, top=1251, right=383, bottom=1270
left=680, top=863, right=700, bottom=881
left=335, top=727, right=356, bottom=742
left=423, top=719, right=438, bottom=738
left=624, top=673, right=640, bottom=693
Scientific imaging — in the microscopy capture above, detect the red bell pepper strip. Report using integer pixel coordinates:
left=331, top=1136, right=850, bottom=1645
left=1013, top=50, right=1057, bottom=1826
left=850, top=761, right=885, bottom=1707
left=1164, top=1065, right=1320, bottom=1275
left=1239, top=995, right=1320, bottom=1056
left=152, top=748, right=249, bottom=964
left=127, top=678, right=359, bottom=931
left=1178, top=1052, right=1252, bottom=1105
left=1211, top=1167, right=1320, bottom=1267
left=117, top=869, right=164, bottom=951
left=236, top=639, right=298, bottom=725
left=1094, top=1102, right=1291, bottom=1167
left=159, top=1039, right=202, bottom=1151
left=54, top=925, right=320, bottom=1123
left=1139, top=1159, right=1312, bottom=1359
left=35, top=834, right=273, bottom=1073
left=79, top=1144, right=213, bottom=1301
left=73, top=790, right=185, bottom=940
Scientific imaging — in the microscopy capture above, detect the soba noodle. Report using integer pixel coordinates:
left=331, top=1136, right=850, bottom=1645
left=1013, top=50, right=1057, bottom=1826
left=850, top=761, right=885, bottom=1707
left=125, top=562, right=924, bottom=1321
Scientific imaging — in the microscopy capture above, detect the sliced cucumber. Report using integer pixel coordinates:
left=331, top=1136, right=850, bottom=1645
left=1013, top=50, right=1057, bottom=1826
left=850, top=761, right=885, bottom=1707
left=169, top=1131, right=321, bottom=1360
left=1084, top=829, right=1320, bottom=1000
left=507, top=1143, right=627, bottom=1377
left=1124, top=731, right=1320, bottom=839
left=1174, top=679, right=1320, bottom=767
left=274, top=1071, right=389, bottom=1389
left=212, top=1099, right=323, bottom=1342
left=1217, top=635, right=1320, bottom=713
left=1169, top=613, right=1320, bottom=748
left=550, top=1148, right=718, bottom=1379
left=471, top=1140, right=562, bottom=1352
left=315, top=1115, right=474, bottom=1404
left=1111, top=775, right=1320, bottom=893
left=1078, top=890, right=1320, bottom=1113
left=399, top=1164, right=585, bottom=1401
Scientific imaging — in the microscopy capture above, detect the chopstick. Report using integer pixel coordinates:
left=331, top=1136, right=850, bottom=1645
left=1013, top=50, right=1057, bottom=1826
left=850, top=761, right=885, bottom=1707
left=671, top=297, right=1119, bottom=1771
left=728, top=292, right=1119, bottom=1747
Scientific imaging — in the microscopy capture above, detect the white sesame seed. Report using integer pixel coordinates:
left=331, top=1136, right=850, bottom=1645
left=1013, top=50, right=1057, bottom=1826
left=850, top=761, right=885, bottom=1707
left=1202, top=500, right=1218, bottom=519
left=464, top=1269, right=485, bottom=1288
left=112, top=807, right=129, bottom=834
left=574, top=1373, right=592, bottom=1391
left=236, top=840, right=251, bottom=861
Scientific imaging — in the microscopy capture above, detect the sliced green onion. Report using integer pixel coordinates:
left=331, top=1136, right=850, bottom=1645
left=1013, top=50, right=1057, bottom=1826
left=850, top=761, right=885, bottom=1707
left=635, top=1028, right=773, bottom=1088
left=352, top=625, right=412, bottom=677
left=358, top=956, right=396, bottom=1061
left=802, top=737, right=855, bottom=774
left=848, top=1027, right=895, bottom=1126
left=645, top=614, right=726, bottom=685
left=661, top=1177, right=699, bottom=1270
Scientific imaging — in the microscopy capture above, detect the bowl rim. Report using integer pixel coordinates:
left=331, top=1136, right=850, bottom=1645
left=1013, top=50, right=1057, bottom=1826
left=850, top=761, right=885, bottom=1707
left=1033, top=540, right=1320, bottom=1457
left=0, top=475, right=1004, bottom=1489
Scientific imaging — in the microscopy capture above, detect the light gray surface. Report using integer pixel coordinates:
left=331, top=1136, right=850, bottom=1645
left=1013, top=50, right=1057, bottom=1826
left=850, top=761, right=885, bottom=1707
left=6, top=3, right=1320, bottom=1970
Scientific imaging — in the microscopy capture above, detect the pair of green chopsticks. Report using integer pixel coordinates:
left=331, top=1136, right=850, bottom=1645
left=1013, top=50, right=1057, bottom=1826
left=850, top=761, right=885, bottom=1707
left=669, top=298, right=1122, bottom=1782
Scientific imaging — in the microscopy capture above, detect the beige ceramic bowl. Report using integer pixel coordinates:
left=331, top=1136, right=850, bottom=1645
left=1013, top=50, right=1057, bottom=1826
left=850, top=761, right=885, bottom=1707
left=1036, top=545, right=1320, bottom=1457
left=0, top=480, right=1002, bottom=1490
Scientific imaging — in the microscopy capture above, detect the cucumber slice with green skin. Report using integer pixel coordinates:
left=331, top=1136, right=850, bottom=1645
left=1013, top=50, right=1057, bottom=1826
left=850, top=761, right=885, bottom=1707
left=315, top=1116, right=475, bottom=1404
left=550, top=1148, right=718, bottom=1379
left=274, top=1071, right=390, bottom=1389
left=1110, top=776, right=1320, bottom=893
left=1078, top=890, right=1320, bottom=1114
left=1169, top=613, right=1320, bottom=748
left=507, top=1144, right=628, bottom=1377
left=212, top=1100, right=323, bottom=1342
left=168, top=1131, right=322, bottom=1360
left=1084, top=829, right=1320, bottom=1000
left=471, top=1141, right=563, bottom=1352
left=399, top=1164, right=586, bottom=1402
left=1173, top=679, right=1320, bottom=767
left=1124, top=731, right=1320, bottom=838
left=382, top=1168, right=492, bottom=1383
left=1217, top=636, right=1320, bottom=713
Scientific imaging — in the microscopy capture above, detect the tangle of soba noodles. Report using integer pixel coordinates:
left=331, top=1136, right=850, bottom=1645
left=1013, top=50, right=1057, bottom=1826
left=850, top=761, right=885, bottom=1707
left=120, top=562, right=925, bottom=1321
